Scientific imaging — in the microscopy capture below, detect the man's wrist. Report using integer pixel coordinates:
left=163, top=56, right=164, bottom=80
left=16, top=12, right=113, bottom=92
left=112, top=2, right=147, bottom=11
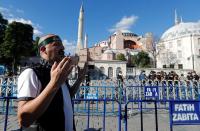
left=48, top=81, right=60, bottom=91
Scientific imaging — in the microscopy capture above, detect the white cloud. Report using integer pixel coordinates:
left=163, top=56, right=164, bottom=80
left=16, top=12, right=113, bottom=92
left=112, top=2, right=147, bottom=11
left=8, top=18, right=43, bottom=35
left=109, top=15, right=138, bottom=33
left=8, top=18, right=33, bottom=25
left=62, top=39, right=76, bottom=55
left=0, top=7, right=13, bottom=18
left=34, top=28, right=43, bottom=35
left=0, top=6, right=43, bottom=36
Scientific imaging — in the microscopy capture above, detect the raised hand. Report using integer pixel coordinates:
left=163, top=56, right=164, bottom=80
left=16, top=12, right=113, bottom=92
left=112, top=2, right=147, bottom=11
left=77, top=62, right=88, bottom=81
left=70, top=62, right=88, bottom=97
left=50, top=57, right=74, bottom=88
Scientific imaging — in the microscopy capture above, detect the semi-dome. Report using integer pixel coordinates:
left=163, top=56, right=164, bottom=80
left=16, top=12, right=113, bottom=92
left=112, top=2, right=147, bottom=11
left=104, top=49, right=114, bottom=54
left=161, top=22, right=200, bottom=40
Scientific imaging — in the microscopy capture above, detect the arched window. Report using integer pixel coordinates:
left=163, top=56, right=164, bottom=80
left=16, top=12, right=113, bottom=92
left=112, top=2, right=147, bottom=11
left=116, top=67, right=122, bottom=77
left=124, top=40, right=138, bottom=49
left=108, top=67, right=113, bottom=78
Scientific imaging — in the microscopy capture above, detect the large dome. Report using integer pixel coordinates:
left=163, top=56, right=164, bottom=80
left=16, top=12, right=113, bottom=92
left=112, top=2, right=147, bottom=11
left=113, top=30, right=138, bottom=37
left=161, top=22, right=200, bottom=40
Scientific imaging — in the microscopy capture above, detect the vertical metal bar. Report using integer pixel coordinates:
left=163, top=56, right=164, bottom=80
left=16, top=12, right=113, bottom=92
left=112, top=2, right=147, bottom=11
left=118, top=102, right=121, bottom=131
left=172, top=82, right=176, bottom=100
left=125, top=86, right=127, bottom=104
left=178, top=81, right=182, bottom=100
left=160, top=82, right=163, bottom=100
left=189, top=81, right=193, bottom=99
left=198, top=82, right=200, bottom=100
left=125, top=103, right=128, bottom=131
left=185, top=82, right=189, bottom=100
left=119, top=80, right=122, bottom=104
left=103, top=99, right=106, bottom=131
left=140, top=101, right=143, bottom=131
left=87, top=100, right=90, bottom=129
left=154, top=101, right=158, bottom=131
left=112, top=87, right=114, bottom=113
left=97, top=86, right=99, bottom=112
left=4, top=97, right=10, bottom=131
left=139, top=82, right=141, bottom=101
left=166, top=81, right=169, bottom=100
left=169, top=101, right=173, bottom=131
left=192, top=82, right=195, bottom=99
left=84, top=86, right=87, bottom=112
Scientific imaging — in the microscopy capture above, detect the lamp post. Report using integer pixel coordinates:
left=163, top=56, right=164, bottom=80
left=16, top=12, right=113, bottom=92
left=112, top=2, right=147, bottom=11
left=190, top=34, right=194, bottom=71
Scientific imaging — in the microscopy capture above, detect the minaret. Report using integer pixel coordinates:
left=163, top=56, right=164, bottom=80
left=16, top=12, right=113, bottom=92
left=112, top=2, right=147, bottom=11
left=84, top=34, right=88, bottom=48
left=175, top=9, right=180, bottom=25
left=76, top=4, right=84, bottom=54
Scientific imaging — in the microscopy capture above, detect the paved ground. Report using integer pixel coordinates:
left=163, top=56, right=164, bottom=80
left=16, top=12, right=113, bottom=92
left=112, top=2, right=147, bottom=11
left=74, top=110, right=200, bottom=131
left=1, top=102, right=200, bottom=131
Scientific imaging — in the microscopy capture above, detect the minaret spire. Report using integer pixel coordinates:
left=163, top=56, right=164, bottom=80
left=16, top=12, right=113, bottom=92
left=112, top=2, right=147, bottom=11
left=76, top=3, right=84, bottom=54
left=175, top=9, right=180, bottom=25
left=84, top=34, right=88, bottom=48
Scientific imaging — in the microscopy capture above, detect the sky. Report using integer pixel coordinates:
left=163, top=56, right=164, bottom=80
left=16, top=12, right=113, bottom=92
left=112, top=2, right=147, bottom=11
left=1, top=0, right=200, bottom=55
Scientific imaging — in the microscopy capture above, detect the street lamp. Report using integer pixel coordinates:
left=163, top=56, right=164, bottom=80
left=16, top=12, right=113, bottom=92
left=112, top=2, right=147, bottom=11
left=190, top=34, right=194, bottom=71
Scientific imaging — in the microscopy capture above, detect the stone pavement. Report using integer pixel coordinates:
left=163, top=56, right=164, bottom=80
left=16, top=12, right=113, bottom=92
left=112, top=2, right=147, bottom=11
left=1, top=101, right=200, bottom=131
left=74, top=109, right=200, bottom=131
left=0, top=114, right=19, bottom=131
left=1, top=111, right=200, bottom=131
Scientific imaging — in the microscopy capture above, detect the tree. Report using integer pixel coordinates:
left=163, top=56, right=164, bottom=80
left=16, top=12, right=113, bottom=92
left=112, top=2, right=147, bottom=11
left=0, top=13, right=8, bottom=63
left=31, top=36, right=40, bottom=56
left=131, top=51, right=151, bottom=68
left=116, top=53, right=127, bottom=61
left=0, top=13, right=8, bottom=45
left=0, top=21, right=33, bottom=73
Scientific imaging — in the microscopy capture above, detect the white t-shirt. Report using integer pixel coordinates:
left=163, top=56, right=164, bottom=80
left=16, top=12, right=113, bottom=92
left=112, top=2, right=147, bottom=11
left=17, top=68, right=73, bottom=131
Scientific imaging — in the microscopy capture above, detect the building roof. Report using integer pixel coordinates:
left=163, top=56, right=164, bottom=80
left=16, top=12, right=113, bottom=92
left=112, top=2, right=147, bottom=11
left=113, top=30, right=138, bottom=37
left=93, top=60, right=127, bottom=64
left=161, top=22, right=200, bottom=40
left=104, top=49, right=114, bottom=54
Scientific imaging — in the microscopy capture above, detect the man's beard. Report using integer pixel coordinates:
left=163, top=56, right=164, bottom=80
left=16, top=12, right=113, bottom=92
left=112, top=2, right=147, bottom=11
left=58, top=50, right=65, bottom=58
left=53, top=50, right=65, bottom=63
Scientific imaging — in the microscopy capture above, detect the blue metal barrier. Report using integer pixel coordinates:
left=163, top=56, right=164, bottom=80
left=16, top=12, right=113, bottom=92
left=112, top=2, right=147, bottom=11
left=124, top=99, right=200, bottom=131
left=124, top=100, right=164, bottom=131
left=74, top=86, right=116, bottom=115
left=1, top=77, right=200, bottom=131
left=73, top=98, right=122, bottom=131
left=0, top=96, right=17, bottom=131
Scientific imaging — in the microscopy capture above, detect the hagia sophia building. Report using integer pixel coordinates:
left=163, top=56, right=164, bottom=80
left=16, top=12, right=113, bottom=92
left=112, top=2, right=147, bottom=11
left=76, top=4, right=155, bottom=79
left=23, top=5, right=200, bottom=78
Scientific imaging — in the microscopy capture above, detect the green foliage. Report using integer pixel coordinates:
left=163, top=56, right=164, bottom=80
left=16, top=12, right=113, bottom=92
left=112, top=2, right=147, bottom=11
left=131, top=51, right=151, bottom=68
left=0, top=13, right=8, bottom=63
left=31, top=36, right=40, bottom=56
left=0, top=21, right=33, bottom=71
left=116, top=53, right=127, bottom=61
left=0, top=13, right=8, bottom=44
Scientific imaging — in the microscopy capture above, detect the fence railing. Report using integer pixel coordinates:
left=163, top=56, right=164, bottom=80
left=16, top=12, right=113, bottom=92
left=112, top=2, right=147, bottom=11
left=1, top=77, right=200, bottom=131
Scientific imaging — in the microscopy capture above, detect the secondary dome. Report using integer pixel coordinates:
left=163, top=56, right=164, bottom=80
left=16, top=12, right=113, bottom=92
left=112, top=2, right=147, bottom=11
left=161, top=22, right=200, bottom=40
left=104, top=49, right=114, bottom=54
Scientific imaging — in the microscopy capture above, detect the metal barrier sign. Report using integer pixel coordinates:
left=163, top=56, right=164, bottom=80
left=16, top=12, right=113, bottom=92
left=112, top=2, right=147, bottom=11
left=170, top=101, right=200, bottom=125
left=86, top=93, right=98, bottom=99
left=144, top=86, right=159, bottom=99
